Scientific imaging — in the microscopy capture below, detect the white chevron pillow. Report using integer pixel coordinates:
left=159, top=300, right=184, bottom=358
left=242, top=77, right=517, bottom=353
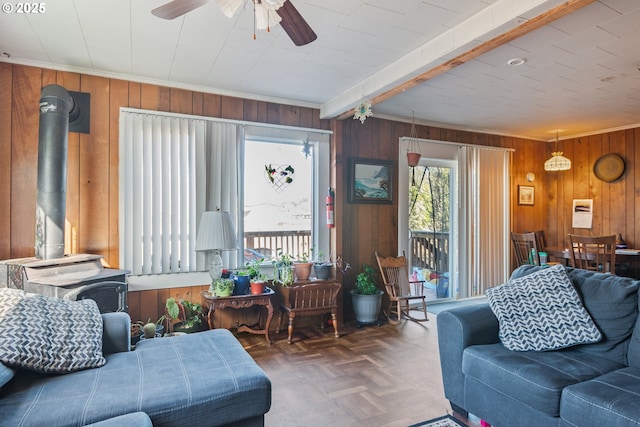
left=0, top=291, right=105, bottom=373
left=486, top=264, right=602, bottom=351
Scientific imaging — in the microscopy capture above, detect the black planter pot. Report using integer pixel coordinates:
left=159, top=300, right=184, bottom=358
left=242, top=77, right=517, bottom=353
left=173, top=321, right=204, bottom=334
left=314, top=263, right=332, bottom=280
left=139, top=324, right=165, bottom=340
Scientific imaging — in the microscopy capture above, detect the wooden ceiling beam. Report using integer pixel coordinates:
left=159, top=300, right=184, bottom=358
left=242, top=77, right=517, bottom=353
left=335, top=0, right=597, bottom=121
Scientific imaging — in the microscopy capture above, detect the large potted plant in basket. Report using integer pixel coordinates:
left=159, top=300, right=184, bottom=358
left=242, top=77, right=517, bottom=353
left=350, top=264, right=383, bottom=324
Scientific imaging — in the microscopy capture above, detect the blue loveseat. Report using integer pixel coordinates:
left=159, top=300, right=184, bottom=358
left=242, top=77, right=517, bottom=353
left=0, top=312, right=271, bottom=427
left=438, top=265, right=640, bottom=427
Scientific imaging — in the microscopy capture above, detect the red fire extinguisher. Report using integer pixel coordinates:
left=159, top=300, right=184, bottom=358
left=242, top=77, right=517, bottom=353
left=326, top=188, right=335, bottom=228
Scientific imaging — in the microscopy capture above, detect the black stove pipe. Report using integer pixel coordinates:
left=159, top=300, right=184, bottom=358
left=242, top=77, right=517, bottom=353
left=35, top=84, right=76, bottom=260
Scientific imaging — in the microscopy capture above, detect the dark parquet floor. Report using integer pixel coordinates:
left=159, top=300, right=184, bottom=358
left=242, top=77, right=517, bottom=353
left=236, top=315, right=476, bottom=427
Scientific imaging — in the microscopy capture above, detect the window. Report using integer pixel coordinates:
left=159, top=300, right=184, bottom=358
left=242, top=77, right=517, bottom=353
left=119, top=108, right=331, bottom=276
left=243, top=139, right=313, bottom=263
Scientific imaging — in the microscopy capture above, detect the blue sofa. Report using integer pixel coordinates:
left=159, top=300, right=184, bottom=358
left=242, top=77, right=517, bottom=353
left=438, top=265, right=640, bottom=427
left=0, top=312, right=271, bottom=427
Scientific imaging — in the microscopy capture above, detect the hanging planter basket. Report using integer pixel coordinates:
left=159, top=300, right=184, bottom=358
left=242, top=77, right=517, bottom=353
left=407, top=152, right=421, bottom=167
left=406, top=113, right=421, bottom=168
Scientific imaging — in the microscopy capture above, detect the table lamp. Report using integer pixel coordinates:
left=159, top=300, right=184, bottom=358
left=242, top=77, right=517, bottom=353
left=195, top=210, right=237, bottom=281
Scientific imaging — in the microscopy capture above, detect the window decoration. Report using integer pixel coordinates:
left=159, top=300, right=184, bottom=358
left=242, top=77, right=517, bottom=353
left=353, top=100, right=373, bottom=124
left=265, top=163, right=295, bottom=193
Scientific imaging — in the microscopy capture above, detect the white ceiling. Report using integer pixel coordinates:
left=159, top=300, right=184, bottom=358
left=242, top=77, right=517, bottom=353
left=1, top=0, right=639, bottom=141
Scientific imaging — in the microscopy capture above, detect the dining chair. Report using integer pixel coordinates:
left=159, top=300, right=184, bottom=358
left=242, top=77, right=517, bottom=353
left=568, top=234, right=616, bottom=275
left=530, top=229, right=561, bottom=266
left=532, top=230, right=548, bottom=252
left=510, top=232, right=540, bottom=266
left=374, top=251, right=428, bottom=324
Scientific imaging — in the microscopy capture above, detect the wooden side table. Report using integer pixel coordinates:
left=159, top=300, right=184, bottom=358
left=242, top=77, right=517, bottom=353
left=201, top=288, right=275, bottom=346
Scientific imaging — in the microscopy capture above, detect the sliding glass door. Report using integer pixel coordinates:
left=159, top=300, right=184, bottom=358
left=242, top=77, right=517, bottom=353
left=399, top=138, right=511, bottom=302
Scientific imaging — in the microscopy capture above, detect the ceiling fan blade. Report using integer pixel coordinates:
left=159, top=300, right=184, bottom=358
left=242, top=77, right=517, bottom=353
left=151, top=0, right=209, bottom=19
left=277, top=1, right=317, bottom=46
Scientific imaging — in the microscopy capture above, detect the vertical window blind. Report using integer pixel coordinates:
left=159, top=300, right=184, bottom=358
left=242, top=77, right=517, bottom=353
left=458, top=145, right=510, bottom=297
left=119, top=111, right=205, bottom=275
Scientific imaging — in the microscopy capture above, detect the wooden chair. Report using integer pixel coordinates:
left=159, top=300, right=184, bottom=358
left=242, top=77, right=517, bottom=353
left=374, top=252, right=428, bottom=324
left=511, top=232, right=540, bottom=266
left=277, top=282, right=341, bottom=344
left=530, top=229, right=561, bottom=266
left=568, top=234, right=616, bottom=275
left=532, top=230, right=548, bottom=252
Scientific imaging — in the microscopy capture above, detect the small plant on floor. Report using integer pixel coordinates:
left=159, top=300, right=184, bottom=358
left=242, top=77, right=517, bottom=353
left=165, top=297, right=204, bottom=334
left=142, top=316, right=166, bottom=338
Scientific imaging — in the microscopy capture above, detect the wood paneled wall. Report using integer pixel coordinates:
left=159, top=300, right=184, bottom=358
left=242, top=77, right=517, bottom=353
left=3, top=62, right=639, bottom=317
left=334, top=117, right=639, bottom=304
left=546, top=129, right=640, bottom=249
left=0, top=63, right=330, bottom=266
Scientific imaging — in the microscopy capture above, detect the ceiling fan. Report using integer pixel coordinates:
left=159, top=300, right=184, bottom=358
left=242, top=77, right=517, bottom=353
left=151, top=0, right=317, bottom=46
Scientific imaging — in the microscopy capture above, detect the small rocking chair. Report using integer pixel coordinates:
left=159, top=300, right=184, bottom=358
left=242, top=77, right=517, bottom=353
left=375, top=251, right=429, bottom=324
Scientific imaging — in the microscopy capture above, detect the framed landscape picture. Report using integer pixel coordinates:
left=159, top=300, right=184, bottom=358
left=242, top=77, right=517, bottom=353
left=349, top=158, right=393, bottom=204
left=518, top=185, right=534, bottom=206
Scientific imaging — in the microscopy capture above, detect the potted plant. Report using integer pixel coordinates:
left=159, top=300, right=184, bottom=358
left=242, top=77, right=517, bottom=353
left=165, top=297, right=205, bottom=334
left=231, top=268, right=251, bottom=295
left=313, top=250, right=333, bottom=280
left=244, top=258, right=267, bottom=294
left=273, top=250, right=294, bottom=286
left=212, top=278, right=234, bottom=297
left=293, top=250, right=313, bottom=281
left=350, top=264, right=383, bottom=324
left=131, top=316, right=166, bottom=346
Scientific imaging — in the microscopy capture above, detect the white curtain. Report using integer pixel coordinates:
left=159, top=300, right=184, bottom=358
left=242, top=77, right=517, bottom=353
left=458, top=146, right=510, bottom=297
left=201, top=121, right=242, bottom=270
left=119, top=110, right=240, bottom=275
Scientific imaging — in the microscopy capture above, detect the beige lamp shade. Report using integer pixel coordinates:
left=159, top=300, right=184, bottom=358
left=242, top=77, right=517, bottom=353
left=195, top=211, right=237, bottom=252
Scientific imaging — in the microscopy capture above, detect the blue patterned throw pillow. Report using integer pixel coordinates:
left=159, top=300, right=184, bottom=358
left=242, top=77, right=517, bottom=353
left=0, top=291, right=106, bottom=373
left=486, top=264, right=602, bottom=351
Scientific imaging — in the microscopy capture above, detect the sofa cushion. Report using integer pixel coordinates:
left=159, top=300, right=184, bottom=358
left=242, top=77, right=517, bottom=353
left=628, top=316, right=640, bottom=368
left=0, top=329, right=271, bottom=427
left=462, top=343, right=625, bottom=417
left=82, top=412, right=153, bottom=427
left=561, top=367, right=640, bottom=427
left=566, top=268, right=640, bottom=366
left=0, top=362, right=14, bottom=389
left=0, top=291, right=106, bottom=373
left=486, top=264, right=602, bottom=351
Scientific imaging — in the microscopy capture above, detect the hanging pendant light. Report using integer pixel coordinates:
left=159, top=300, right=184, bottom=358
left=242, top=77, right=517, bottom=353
left=407, top=112, right=421, bottom=167
left=544, top=131, right=571, bottom=171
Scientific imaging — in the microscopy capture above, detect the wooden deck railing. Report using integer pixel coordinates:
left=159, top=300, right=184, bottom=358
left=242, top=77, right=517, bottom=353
left=410, top=230, right=449, bottom=273
left=244, top=230, right=312, bottom=260
left=244, top=229, right=448, bottom=276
